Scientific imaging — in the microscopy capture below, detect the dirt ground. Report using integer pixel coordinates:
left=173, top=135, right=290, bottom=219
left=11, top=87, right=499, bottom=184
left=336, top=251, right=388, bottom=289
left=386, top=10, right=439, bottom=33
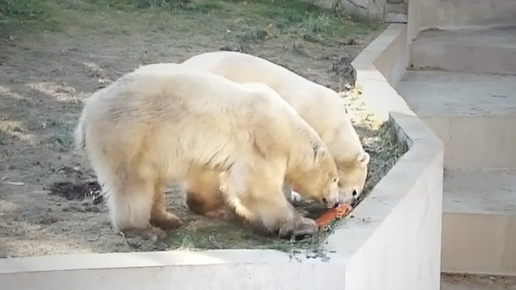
left=0, top=0, right=405, bottom=257
left=441, top=273, right=516, bottom=290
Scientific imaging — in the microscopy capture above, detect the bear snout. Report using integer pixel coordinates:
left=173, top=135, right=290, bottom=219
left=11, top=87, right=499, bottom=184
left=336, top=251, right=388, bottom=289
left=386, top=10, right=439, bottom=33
left=322, top=195, right=342, bottom=209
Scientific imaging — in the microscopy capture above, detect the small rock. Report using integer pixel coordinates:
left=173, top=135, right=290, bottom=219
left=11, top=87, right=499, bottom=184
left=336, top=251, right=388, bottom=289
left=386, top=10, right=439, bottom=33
left=5, top=181, right=24, bottom=186
left=254, top=29, right=267, bottom=41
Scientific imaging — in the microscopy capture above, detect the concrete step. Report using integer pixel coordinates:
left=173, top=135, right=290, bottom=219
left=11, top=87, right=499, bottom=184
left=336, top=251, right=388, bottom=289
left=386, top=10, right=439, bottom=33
left=441, top=169, right=516, bottom=276
left=396, top=70, right=516, bottom=170
left=410, top=26, right=516, bottom=74
left=385, top=3, right=407, bottom=14
left=419, top=0, right=516, bottom=29
left=385, top=13, right=407, bottom=24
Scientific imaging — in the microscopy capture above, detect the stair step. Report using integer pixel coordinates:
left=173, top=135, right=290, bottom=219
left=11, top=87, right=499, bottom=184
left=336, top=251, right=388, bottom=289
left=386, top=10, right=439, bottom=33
left=419, top=0, right=516, bottom=28
left=385, top=3, right=408, bottom=14
left=443, top=169, right=516, bottom=215
left=385, top=13, right=408, bottom=23
left=396, top=70, right=516, bottom=170
left=410, top=26, right=516, bottom=74
left=441, top=169, right=516, bottom=275
left=397, top=71, right=516, bottom=118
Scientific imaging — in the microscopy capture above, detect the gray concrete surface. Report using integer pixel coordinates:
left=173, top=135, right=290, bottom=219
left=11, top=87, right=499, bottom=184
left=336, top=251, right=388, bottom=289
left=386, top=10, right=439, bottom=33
left=418, top=0, right=516, bottom=29
left=410, top=26, right=516, bottom=73
left=397, top=71, right=516, bottom=117
left=405, top=0, right=516, bottom=282
left=396, top=70, right=516, bottom=169
left=444, top=169, right=516, bottom=214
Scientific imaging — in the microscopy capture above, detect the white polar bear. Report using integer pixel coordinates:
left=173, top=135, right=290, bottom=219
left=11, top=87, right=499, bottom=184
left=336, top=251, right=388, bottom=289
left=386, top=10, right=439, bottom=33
left=179, top=51, right=370, bottom=206
left=75, top=67, right=342, bottom=239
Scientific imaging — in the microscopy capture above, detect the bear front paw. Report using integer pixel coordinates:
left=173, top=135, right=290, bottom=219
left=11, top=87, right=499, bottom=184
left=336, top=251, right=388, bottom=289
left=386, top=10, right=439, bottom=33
left=293, top=217, right=318, bottom=237
left=278, top=216, right=318, bottom=239
left=120, top=225, right=166, bottom=242
left=150, top=210, right=182, bottom=230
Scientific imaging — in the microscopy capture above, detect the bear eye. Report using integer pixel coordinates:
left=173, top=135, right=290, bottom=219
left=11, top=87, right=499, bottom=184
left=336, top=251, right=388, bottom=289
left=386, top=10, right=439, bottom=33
left=333, top=177, right=338, bottom=183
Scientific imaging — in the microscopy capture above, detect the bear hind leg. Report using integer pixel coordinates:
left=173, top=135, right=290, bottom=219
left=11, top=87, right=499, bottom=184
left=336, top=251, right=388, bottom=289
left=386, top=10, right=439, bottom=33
left=150, top=183, right=182, bottom=230
left=184, top=169, right=233, bottom=219
left=106, top=175, right=165, bottom=241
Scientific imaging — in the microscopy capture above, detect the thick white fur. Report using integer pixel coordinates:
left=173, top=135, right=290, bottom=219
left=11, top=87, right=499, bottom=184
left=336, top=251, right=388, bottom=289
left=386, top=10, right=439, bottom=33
left=75, top=67, right=340, bottom=238
left=180, top=51, right=370, bottom=203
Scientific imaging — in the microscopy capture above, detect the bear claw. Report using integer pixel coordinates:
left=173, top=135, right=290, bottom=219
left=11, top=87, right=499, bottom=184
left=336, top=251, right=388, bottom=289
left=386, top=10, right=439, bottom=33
left=121, top=226, right=166, bottom=241
left=292, top=217, right=318, bottom=238
left=150, top=211, right=182, bottom=230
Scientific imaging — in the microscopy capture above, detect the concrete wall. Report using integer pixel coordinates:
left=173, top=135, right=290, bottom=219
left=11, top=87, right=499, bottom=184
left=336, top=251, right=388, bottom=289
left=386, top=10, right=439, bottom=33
left=418, top=0, right=516, bottom=29
left=327, top=125, right=443, bottom=290
left=424, top=115, right=516, bottom=170
left=353, top=24, right=412, bottom=121
left=407, top=0, right=421, bottom=41
left=338, top=24, right=444, bottom=290
left=0, top=24, right=444, bottom=290
left=442, top=212, right=516, bottom=275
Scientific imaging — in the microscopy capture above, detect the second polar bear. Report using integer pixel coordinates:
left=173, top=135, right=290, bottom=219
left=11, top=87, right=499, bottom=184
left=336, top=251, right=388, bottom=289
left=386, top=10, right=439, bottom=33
left=180, top=51, right=369, bottom=211
left=74, top=67, right=341, bottom=239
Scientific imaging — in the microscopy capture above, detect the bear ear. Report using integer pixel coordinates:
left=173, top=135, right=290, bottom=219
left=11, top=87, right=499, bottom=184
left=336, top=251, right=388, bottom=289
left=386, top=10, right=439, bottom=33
left=357, top=152, right=370, bottom=168
left=312, top=143, right=326, bottom=164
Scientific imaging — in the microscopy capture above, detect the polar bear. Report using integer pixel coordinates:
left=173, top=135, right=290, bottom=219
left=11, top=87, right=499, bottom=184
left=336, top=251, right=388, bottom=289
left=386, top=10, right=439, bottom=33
left=132, top=63, right=324, bottom=215
left=74, top=67, right=341, bottom=240
left=179, top=51, right=370, bottom=206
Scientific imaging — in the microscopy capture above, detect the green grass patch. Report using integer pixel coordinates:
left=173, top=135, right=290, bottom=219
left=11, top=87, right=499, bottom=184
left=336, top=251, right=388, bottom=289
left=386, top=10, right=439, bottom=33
left=0, top=0, right=46, bottom=17
left=0, top=0, right=57, bottom=33
left=1, top=0, right=382, bottom=40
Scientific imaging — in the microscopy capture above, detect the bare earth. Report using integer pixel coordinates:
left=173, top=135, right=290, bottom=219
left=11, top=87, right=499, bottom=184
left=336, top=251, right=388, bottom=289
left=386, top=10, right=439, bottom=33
left=0, top=2, right=404, bottom=257
left=441, top=273, right=516, bottom=290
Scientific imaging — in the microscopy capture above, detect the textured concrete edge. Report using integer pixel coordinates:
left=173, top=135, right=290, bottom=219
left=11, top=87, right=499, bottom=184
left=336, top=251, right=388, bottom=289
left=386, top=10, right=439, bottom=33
left=324, top=23, right=444, bottom=288
left=0, top=249, right=344, bottom=274
left=0, top=250, right=349, bottom=290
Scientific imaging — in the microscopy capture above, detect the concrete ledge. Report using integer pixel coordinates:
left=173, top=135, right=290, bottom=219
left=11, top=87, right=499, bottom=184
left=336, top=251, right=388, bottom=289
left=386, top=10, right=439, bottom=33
left=341, top=23, right=444, bottom=290
left=0, top=24, right=444, bottom=290
left=0, top=250, right=348, bottom=290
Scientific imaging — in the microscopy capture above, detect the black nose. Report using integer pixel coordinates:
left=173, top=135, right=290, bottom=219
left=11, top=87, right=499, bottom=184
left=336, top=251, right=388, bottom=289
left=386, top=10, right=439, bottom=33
left=352, top=190, right=358, bottom=197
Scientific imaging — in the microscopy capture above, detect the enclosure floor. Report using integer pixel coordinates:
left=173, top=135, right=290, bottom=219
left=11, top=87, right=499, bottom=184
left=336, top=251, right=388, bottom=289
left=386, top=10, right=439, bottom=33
left=396, top=71, right=516, bottom=117
left=441, top=273, right=516, bottom=290
left=415, top=26, right=516, bottom=49
left=443, top=168, right=516, bottom=215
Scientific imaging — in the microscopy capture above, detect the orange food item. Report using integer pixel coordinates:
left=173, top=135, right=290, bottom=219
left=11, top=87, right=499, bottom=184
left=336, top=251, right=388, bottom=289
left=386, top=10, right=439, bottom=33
left=315, top=203, right=353, bottom=229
